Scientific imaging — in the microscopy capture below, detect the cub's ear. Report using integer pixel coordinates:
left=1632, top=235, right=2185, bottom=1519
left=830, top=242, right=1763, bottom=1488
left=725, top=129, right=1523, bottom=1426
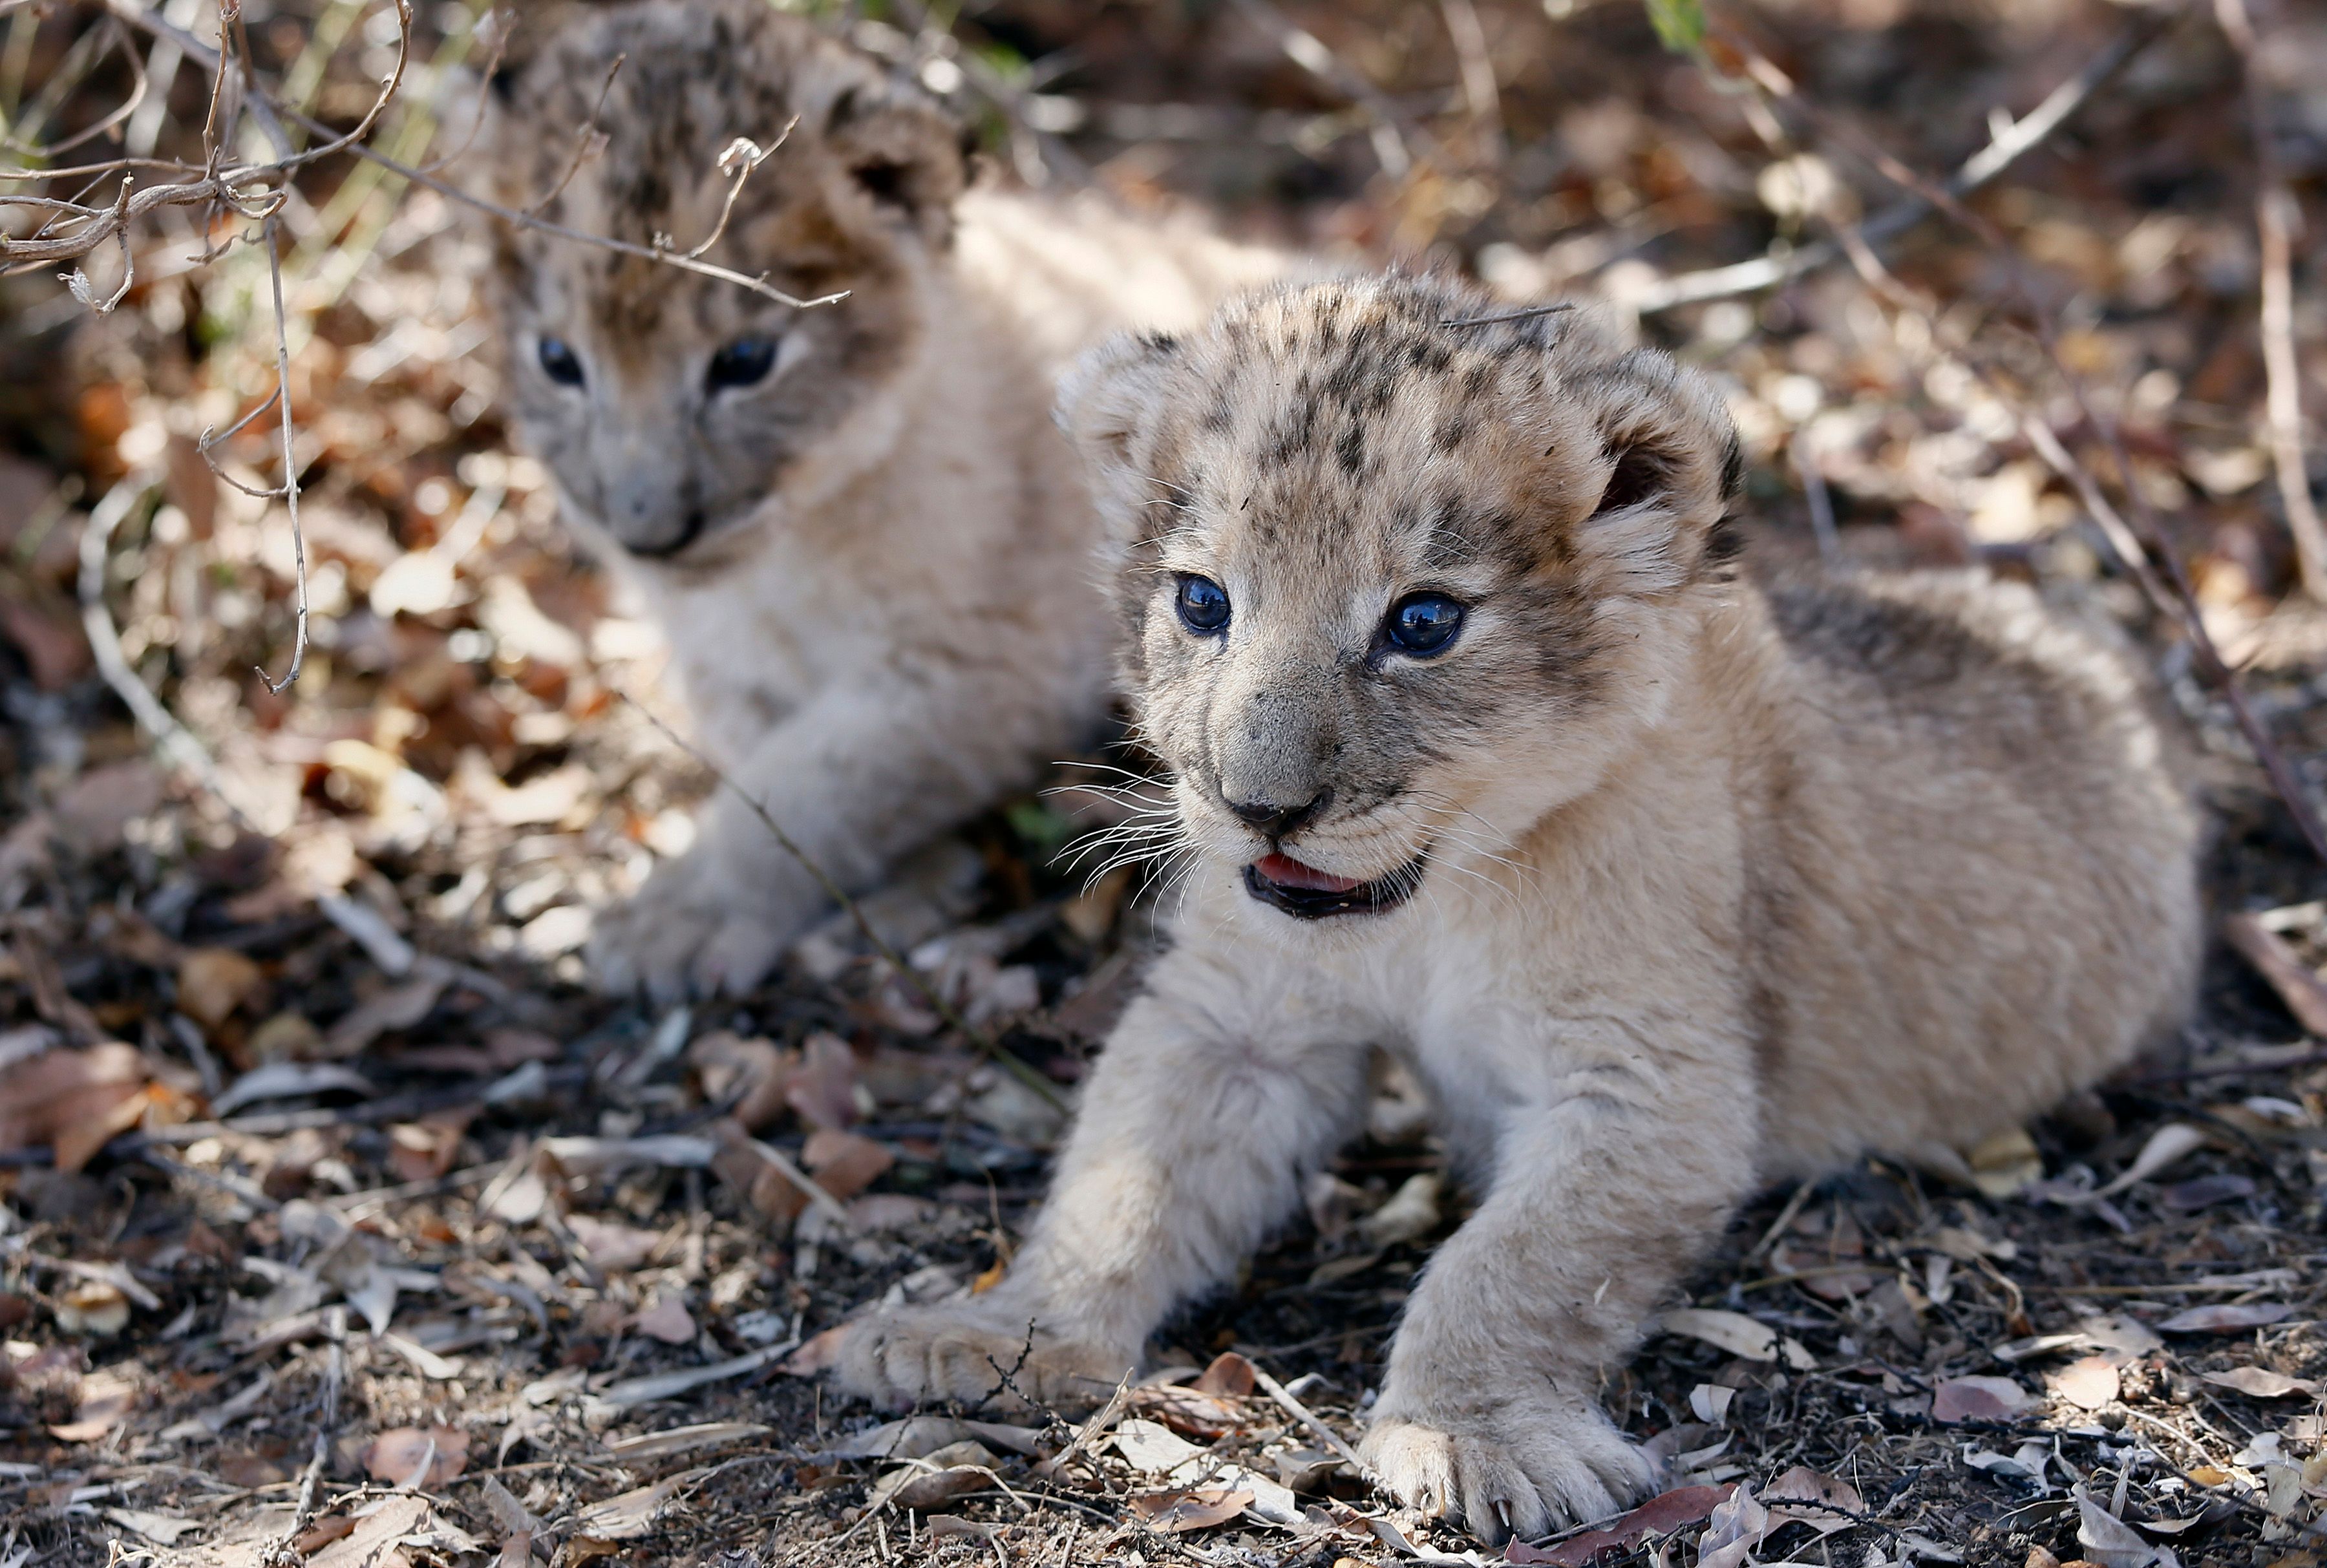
left=1575, top=348, right=1745, bottom=592
left=823, top=85, right=968, bottom=244
left=1057, top=330, right=1185, bottom=550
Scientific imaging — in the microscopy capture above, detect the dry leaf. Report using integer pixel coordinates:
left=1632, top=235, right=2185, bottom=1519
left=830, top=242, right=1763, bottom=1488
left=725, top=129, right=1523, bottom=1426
left=1765, top=1466, right=1863, bottom=1535
left=53, top=761, right=164, bottom=856
left=0, top=1042, right=151, bottom=1172
left=687, top=1032, right=792, bottom=1130
left=1128, top=1487, right=1252, bottom=1534
left=1505, top=1484, right=1735, bottom=1564
left=1193, top=1350, right=1257, bottom=1397
left=1657, top=1308, right=1814, bottom=1368
left=633, top=1293, right=697, bottom=1344
left=2158, top=1302, right=2295, bottom=1333
left=323, top=973, right=448, bottom=1058
left=177, top=948, right=265, bottom=1030
left=50, top=1367, right=136, bottom=1441
left=1966, top=1125, right=2044, bottom=1198
left=2050, top=1356, right=2121, bottom=1410
left=361, top=1426, right=470, bottom=1487
left=1129, top=1383, right=1242, bottom=1439
left=2200, top=1366, right=2319, bottom=1398
left=801, top=1128, right=894, bottom=1199
left=566, top=1214, right=661, bottom=1273
left=785, top=1032, right=861, bottom=1130
left=573, top=1474, right=692, bottom=1540
left=1932, top=1375, right=2036, bottom=1423
left=603, top=1421, right=772, bottom=1461
left=388, top=1110, right=475, bottom=1183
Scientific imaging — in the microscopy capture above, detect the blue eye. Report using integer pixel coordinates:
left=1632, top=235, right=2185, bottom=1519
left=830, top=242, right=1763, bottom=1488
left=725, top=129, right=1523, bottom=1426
left=1176, top=575, right=1230, bottom=635
left=537, top=336, right=584, bottom=387
left=707, top=337, right=779, bottom=390
left=1386, top=593, right=1465, bottom=656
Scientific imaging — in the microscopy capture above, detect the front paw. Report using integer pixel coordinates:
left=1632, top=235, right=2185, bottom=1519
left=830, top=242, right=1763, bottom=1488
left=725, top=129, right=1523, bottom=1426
left=834, top=1300, right=1132, bottom=1415
left=1361, top=1395, right=1657, bottom=1546
left=588, top=850, right=808, bottom=1002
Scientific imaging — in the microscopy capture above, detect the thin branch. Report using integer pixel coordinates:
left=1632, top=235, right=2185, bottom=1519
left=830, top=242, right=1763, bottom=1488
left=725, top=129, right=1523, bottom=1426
left=615, top=692, right=1069, bottom=1112
left=527, top=50, right=624, bottom=217
left=685, top=124, right=789, bottom=261
left=1633, top=6, right=2181, bottom=313
left=1438, top=0, right=1502, bottom=167
left=255, top=218, right=308, bottom=694
left=2215, top=0, right=2327, bottom=599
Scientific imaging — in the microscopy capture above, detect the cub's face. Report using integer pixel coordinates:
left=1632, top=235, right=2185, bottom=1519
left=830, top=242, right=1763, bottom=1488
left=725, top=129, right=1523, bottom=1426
left=1063, top=278, right=1743, bottom=936
left=472, top=1, right=966, bottom=568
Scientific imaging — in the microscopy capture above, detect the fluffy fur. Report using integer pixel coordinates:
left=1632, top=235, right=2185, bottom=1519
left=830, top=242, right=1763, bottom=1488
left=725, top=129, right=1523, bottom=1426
left=834, top=276, right=2204, bottom=1543
left=466, top=0, right=1282, bottom=997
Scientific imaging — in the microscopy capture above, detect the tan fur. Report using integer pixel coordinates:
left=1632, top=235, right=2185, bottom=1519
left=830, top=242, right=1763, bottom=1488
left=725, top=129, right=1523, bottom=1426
left=834, top=276, right=2204, bottom=1543
left=464, top=1, right=1284, bottom=997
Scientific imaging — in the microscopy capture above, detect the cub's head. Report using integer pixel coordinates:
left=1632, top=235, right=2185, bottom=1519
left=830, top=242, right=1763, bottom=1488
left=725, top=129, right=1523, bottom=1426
left=1061, top=275, right=1744, bottom=935
left=464, top=0, right=967, bottom=566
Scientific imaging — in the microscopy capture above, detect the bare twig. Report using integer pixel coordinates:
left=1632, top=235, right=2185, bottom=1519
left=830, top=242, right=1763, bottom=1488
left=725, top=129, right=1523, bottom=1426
left=2215, top=0, right=2327, bottom=599
left=255, top=218, right=308, bottom=694
left=1633, top=6, right=2181, bottom=313
left=615, top=692, right=1068, bottom=1111
left=1438, top=0, right=1502, bottom=167
left=1228, top=0, right=1448, bottom=180
left=529, top=50, right=623, bottom=215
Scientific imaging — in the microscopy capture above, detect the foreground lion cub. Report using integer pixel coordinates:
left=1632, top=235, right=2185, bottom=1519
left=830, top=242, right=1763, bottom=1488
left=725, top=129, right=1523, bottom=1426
left=836, top=276, right=2202, bottom=1541
left=465, top=1, right=1280, bottom=997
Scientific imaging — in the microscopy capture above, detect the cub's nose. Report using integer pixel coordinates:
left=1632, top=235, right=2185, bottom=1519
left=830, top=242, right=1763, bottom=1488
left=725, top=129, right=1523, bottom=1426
left=1224, top=789, right=1334, bottom=840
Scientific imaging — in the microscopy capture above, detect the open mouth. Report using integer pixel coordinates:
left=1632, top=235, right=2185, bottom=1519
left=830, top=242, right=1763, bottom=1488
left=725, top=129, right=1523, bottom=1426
left=1242, top=851, right=1423, bottom=920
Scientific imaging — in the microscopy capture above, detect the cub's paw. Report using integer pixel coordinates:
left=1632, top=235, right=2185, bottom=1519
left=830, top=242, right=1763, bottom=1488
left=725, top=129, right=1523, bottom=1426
left=1361, top=1397, right=1657, bottom=1546
left=835, top=1302, right=1131, bottom=1414
left=588, top=852, right=804, bottom=1002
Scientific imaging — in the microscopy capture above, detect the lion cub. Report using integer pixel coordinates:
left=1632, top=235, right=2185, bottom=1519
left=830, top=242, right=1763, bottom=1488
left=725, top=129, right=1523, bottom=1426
left=836, top=277, right=2203, bottom=1541
left=464, top=1, right=1281, bottom=998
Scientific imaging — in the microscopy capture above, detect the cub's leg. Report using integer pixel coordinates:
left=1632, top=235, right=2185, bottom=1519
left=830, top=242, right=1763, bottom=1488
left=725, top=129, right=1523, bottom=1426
left=591, top=672, right=1073, bottom=1001
left=837, top=944, right=1372, bottom=1410
left=1363, top=1022, right=1759, bottom=1544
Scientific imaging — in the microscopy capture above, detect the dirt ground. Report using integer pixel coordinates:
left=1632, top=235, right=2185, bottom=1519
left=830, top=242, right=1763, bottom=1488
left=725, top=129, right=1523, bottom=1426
left=1, top=1, right=2324, bottom=1565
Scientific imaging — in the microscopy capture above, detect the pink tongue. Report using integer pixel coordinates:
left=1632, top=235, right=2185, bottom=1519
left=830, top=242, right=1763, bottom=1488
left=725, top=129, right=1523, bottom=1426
left=1253, top=853, right=1365, bottom=895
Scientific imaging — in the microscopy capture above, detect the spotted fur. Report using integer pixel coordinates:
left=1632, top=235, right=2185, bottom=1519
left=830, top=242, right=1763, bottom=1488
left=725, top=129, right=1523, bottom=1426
left=455, top=1, right=1287, bottom=999
left=836, top=275, right=2204, bottom=1546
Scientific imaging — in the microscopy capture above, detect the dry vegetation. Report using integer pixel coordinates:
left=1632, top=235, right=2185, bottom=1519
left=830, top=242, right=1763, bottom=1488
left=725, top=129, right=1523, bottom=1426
left=1, top=1, right=2324, bottom=1565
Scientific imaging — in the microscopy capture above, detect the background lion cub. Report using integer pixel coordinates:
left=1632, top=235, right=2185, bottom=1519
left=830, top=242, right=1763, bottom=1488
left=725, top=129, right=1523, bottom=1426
left=836, top=276, right=2203, bottom=1542
left=466, top=0, right=1281, bottom=997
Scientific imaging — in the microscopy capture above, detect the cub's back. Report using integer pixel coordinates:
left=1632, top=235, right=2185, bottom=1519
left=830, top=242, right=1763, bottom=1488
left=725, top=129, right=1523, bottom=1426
left=1741, top=571, right=2203, bottom=1173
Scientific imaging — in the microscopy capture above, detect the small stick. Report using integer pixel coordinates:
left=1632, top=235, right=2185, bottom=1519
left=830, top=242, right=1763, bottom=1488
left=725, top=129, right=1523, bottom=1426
left=1251, top=1362, right=1372, bottom=1482
left=255, top=217, right=308, bottom=694
left=2215, top=0, right=2327, bottom=600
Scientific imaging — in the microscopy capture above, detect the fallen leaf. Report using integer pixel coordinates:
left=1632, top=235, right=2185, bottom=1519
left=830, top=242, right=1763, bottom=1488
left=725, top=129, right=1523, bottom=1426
left=2160, top=1174, right=2256, bottom=1211
left=567, top=1214, right=661, bottom=1273
left=308, top=1496, right=436, bottom=1568
left=1690, top=1384, right=1737, bottom=1424
left=211, top=1059, right=374, bottom=1116
left=2075, top=1484, right=2176, bottom=1568
left=634, top=1293, right=696, bottom=1345
left=801, top=1128, right=894, bottom=1200
left=1506, top=1484, right=1735, bottom=1564
left=1128, top=1487, right=1252, bottom=1534
left=1129, top=1382, right=1242, bottom=1438
left=361, top=1426, right=469, bottom=1487
left=178, top=948, right=267, bottom=1031
left=1193, top=1350, right=1257, bottom=1397
left=1933, top=1375, right=2036, bottom=1423
left=2200, top=1366, right=2319, bottom=1399
left=785, top=1032, right=861, bottom=1130
left=50, top=1367, right=136, bottom=1441
left=2158, top=1302, right=2295, bottom=1333
left=1765, top=1466, right=1864, bottom=1536
left=687, top=1032, right=792, bottom=1131
left=294, top=1516, right=359, bottom=1554
left=1695, top=1481, right=1771, bottom=1568
left=603, top=1421, right=771, bottom=1461
left=1659, top=1307, right=1779, bottom=1360
left=105, top=1507, right=197, bottom=1545
left=387, top=1110, right=475, bottom=1183
left=2050, top=1356, right=2121, bottom=1410
left=1112, top=1417, right=1211, bottom=1481
left=0, top=1041, right=151, bottom=1172
left=323, top=973, right=448, bottom=1058
left=573, top=1474, right=692, bottom=1540
left=867, top=1441, right=999, bottom=1512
